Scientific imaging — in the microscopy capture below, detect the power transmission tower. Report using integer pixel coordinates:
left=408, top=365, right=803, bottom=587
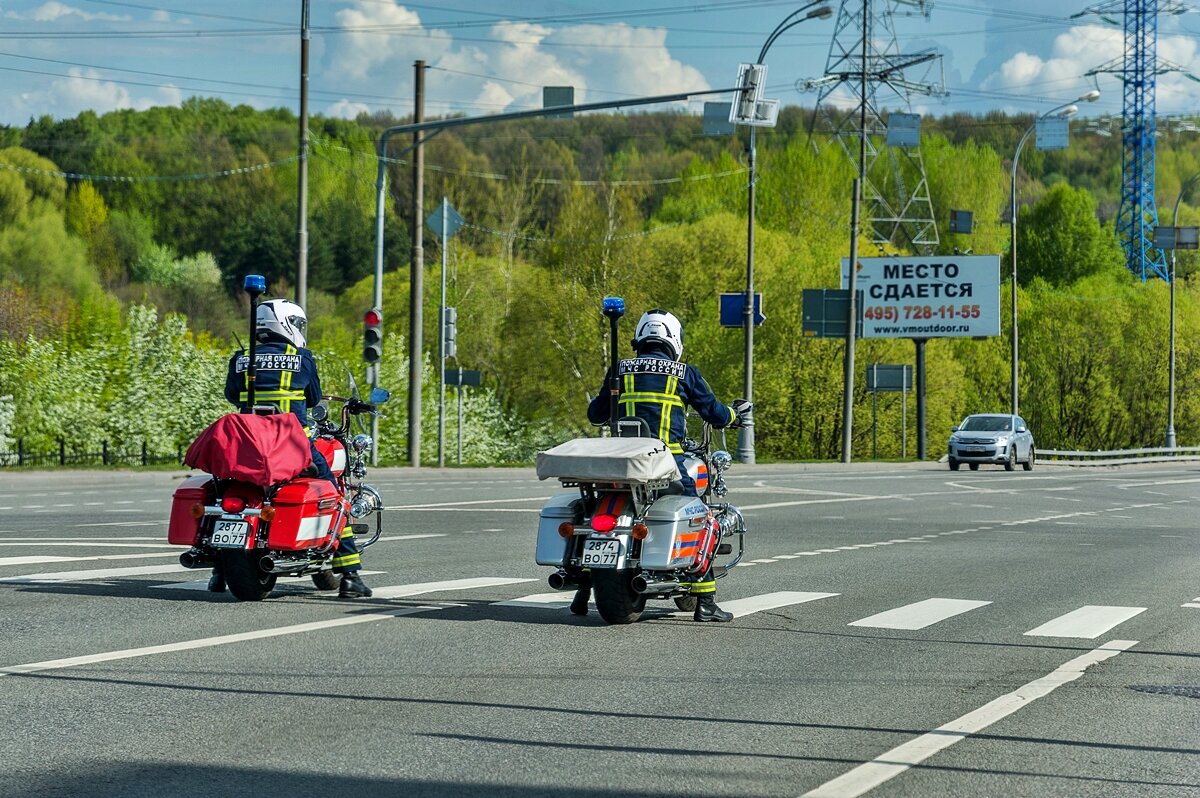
left=802, top=0, right=946, bottom=254
left=1077, top=0, right=1192, bottom=281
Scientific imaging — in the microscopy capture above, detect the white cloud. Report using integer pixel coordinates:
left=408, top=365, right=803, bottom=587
left=2, top=68, right=181, bottom=121
left=325, top=99, right=371, bottom=119
left=323, top=7, right=709, bottom=117
left=981, top=25, right=1120, bottom=102
left=5, top=2, right=129, bottom=22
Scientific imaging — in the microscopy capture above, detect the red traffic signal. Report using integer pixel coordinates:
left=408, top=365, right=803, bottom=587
left=363, top=308, right=383, bottom=363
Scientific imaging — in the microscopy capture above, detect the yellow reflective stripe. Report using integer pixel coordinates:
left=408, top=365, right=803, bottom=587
left=667, top=442, right=683, bottom=454
left=279, top=345, right=296, bottom=413
left=618, top=392, right=684, bottom=405
left=238, top=390, right=305, bottom=401
left=332, top=553, right=361, bottom=567
left=339, top=528, right=354, bottom=539
left=689, top=580, right=716, bottom=594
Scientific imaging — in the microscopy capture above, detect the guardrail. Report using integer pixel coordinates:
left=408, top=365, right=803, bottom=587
left=1034, top=446, right=1200, bottom=466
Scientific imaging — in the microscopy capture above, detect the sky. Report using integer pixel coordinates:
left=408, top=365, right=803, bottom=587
left=0, top=0, right=1197, bottom=128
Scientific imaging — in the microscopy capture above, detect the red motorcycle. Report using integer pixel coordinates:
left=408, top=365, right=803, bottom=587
left=167, top=389, right=388, bottom=601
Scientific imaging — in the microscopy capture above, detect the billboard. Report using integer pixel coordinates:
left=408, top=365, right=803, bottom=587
left=840, top=255, right=1000, bottom=339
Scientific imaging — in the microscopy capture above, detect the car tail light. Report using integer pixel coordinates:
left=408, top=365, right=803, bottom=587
left=558, top=522, right=574, bottom=538
left=631, top=523, right=648, bottom=540
left=590, top=514, right=617, bottom=533
left=221, top=496, right=246, bottom=514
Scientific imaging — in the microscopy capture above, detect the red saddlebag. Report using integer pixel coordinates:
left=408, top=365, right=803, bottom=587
left=185, top=413, right=312, bottom=486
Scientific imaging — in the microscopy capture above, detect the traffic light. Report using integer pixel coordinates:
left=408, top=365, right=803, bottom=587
left=443, top=307, right=457, bottom=360
left=363, top=308, right=383, bottom=363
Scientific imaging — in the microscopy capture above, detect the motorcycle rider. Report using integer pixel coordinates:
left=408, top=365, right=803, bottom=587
left=580, top=308, right=752, bottom=622
left=209, top=298, right=372, bottom=599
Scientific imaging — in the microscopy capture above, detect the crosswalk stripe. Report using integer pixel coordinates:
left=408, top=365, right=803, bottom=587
left=711, top=591, right=840, bottom=618
left=1024, top=605, right=1146, bottom=638
left=849, top=598, right=992, bottom=630
left=0, top=563, right=186, bottom=583
left=152, top=570, right=386, bottom=591
left=0, top=556, right=78, bottom=567
left=493, top=592, right=576, bottom=608
left=367, top=576, right=536, bottom=599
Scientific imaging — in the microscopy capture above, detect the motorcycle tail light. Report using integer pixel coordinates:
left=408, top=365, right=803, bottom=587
left=259, top=505, right=276, bottom=521
left=221, top=496, right=246, bottom=514
left=631, top=522, right=648, bottom=541
left=189, top=503, right=205, bottom=519
left=590, top=514, right=617, bottom=533
left=558, top=522, right=574, bottom=538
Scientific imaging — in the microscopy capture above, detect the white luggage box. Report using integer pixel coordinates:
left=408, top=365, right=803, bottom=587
left=535, top=437, right=678, bottom=485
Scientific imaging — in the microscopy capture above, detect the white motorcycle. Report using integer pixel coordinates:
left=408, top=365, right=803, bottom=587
left=534, top=417, right=747, bottom=624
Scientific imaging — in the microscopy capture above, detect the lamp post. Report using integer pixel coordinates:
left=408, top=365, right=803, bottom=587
left=1009, top=90, right=1099, bottom=416
left=1165, top=172, right=1200, bottom=448
left=740, top=2, right=832, bottom=464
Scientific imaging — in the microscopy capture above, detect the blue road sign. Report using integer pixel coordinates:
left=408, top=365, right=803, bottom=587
left=719, top=292, right=764, bottom=327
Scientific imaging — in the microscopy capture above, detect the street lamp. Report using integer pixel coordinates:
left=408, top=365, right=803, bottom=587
left=740, top=2, right=832, bottom=464
left=1009, top=89, right=1099, bottom=416
left=1165, top=172, right=1200, bottom=448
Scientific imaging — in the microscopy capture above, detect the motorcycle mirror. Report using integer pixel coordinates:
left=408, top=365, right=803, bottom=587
left=368, top=387, right=391, bottom=404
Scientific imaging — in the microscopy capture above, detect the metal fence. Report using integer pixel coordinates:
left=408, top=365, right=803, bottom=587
left=0, top=439, right=184, bottom=468
left=1034, top=446, right=1200, bottom=466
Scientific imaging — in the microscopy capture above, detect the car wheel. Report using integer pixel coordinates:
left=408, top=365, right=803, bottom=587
left=948, top=458, right=960, bottom=471
left=968, top=463, right=979, bottom=471
left=1023, top=448, right=1035, bottom=471
left=1004, top=448, right=1016, bottom=472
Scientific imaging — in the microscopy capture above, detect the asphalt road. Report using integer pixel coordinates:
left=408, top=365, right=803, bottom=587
left=0, top=461, right=1197, bottom=798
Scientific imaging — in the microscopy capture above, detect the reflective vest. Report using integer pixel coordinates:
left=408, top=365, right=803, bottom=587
left=224, top=339, right=322, bottom=426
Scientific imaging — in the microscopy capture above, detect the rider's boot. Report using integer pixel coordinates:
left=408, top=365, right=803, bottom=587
left=693, top=593, right=733, bottom=622
left=570, top=585, right=591, bottom=616
left=207, top=567, right=226, bottom=593
left=339, top=572, right=373, bottom=598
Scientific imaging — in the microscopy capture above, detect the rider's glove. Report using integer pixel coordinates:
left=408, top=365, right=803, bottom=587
left=730, top=399, right=753, bottom=427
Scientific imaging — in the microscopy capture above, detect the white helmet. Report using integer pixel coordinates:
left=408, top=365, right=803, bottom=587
left=256, top=299, right=308, bottom=348
left=632, top=309, right=683, bottom=360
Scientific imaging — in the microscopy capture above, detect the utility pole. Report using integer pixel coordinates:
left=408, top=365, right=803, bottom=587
left=409, top=60, right=426, bottom=467
left=295, top=0, right=310, bottom=310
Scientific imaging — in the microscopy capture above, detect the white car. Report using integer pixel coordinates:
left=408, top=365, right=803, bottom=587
left=947, top=413, right=1035, bottom=472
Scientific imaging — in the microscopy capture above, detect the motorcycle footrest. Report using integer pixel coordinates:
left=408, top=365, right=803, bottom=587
left=716, top=543, right=733, bottom=555
left=350, top=523, right=368, bottom=536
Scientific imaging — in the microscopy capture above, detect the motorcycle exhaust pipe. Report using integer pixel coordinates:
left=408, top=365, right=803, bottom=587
left=259, top=555, right=311, bottom=574
left=631, top=574, right=683, bottom=595
left=179, top=550, right=212, bottom=569
left=547, top=570, right=578, bottom=591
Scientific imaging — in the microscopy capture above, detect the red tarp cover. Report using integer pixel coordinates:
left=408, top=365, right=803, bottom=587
left=185, top=413, right=312, bottom=486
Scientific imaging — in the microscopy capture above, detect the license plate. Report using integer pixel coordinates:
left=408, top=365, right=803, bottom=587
left=210, top=519, right=249, bottom=549
left=963, top=447, right=984, bottom=454
left=581, top=537, right=622, bottom=568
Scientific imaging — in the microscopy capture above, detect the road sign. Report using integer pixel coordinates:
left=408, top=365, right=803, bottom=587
left=426, top=202, right=465, bottom=240
left=801, top=289, right=863, bottom=338
left=866, top=364, right=912, bottom=392
left=840, top=255, right=1000, bottom=339
left=444, top=369, right=481, bottom=387
left=719, top=293, right=764, bottom=327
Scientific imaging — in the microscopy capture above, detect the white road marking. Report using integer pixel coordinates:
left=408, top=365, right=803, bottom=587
left=152, top=570, right=385, bottom=591
left=492, top=592, right=576, bottom=608
left=0, top=556, right=78, bottom=567
left=1184, top=603, right=1200, bottom=609
left=393, top=497, right=546, bottom=510
left=801, top=640, right=1137, bottom=798
left=0, top=605, right=443, bottom=677
left=0, top=542, right=174, bottom=548
left=72, top=522, right=163, bottom=528
left=706, top=591, right=839, bottom=618
left=368, top=576, right=536, bottom=599
left=0, top=563, right=187, bottom=582
left=848, top=598, right=992, bottom=630
left=1024, top=605, right=1146, bottom=638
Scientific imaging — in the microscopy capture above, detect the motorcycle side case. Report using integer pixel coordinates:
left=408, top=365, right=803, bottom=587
left=267, top=478, right=342, bottom=550
left=535, top=492, right=579, bottom=566
left=168, top=475, right=214, bottom=545
left=639, top=494, right=713, bottom=570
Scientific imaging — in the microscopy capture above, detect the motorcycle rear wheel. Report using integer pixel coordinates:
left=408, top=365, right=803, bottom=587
left=591, top=569, right=645, bottom=624
left=311, top=571, right=341, bottom=591
left=673, top=595, right=698, bottom=613
left=220, top=550, right=277, bottom=601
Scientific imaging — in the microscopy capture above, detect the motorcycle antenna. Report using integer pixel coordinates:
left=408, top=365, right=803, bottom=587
left=243, top=274, right=266, bottom=409
left=601, top=296, right=626, bottom=434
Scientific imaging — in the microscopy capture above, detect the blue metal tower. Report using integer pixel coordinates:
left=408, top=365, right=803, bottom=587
left=1078, top=0, right=1187, bottom=281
